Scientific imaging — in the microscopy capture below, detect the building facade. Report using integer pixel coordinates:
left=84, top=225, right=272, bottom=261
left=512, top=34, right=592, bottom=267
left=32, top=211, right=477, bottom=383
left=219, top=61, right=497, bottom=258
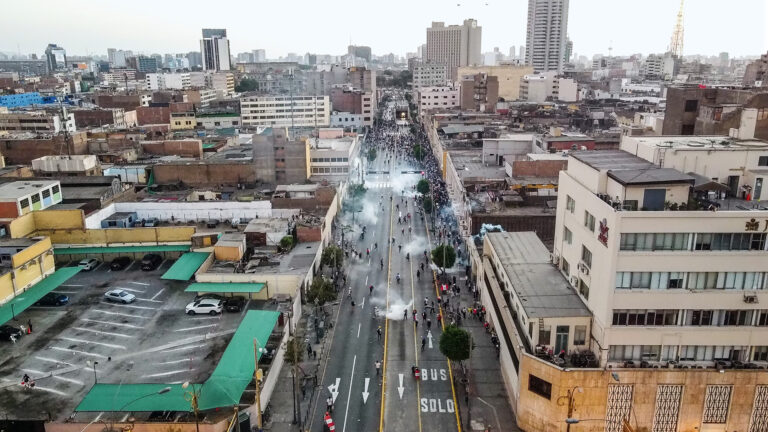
left=412, top=63, right=450, bottom=88
left=417, top=86, right=460, bottom=115
left=525, top=0, right=569, bottom=73
left=200, top=28, right=231, bottom=71
left=425, top=19, right=482, bottom=81
left=460, top=73, right=499, bottom=112
left=252, top=128, right=309, bottom=184
left=240, top=95, right=330, bottom=128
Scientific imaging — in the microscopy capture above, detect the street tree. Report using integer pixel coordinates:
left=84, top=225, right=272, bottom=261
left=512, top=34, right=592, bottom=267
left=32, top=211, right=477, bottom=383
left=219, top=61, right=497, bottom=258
left=416, top=179, right=430, bottom=195
left=321, top=246, right=343, bottom=268
left=439, top=325, right=471, bottom=365
left=413, top=144, right=425, bottom=161
left=284, top=337, right=304, bottom=366
left=307, top=277, right=336, bottom=305
left=367, top=148, right=377, bottom=162
left=280, top=235, right=295, bottom=250
left=431, top=244, right=456, bottom=271
left=423, top=197, right=433, bottom=214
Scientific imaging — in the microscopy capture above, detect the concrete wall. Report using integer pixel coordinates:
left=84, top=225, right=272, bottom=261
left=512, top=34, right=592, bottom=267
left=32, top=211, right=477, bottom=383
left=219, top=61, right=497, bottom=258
left=136, top=106, right=170, bottom=125
left=457, top=65, right=533, bottom=101
left=141, top=139, right=203, bottom=159
left=0, top=132, right=89, bottom=165
left=152, top=162, right=256, bottom=186
left=511, top=160, right=567, bottom=177
left=85, top=202, right=274, bottom=229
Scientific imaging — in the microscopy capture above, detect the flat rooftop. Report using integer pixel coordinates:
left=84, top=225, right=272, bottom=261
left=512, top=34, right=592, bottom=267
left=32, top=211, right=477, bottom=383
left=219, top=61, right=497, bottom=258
left=626, top=136, right=768, bottom=150
left=572, top=150, right=694, bottom=186
left=486, top=232, right=590, bottom=318
left=449, top=151, right=507, bottom=181
left=313, top=137, right=356, bottom=152
left=0, top=180, right=59, bottom=200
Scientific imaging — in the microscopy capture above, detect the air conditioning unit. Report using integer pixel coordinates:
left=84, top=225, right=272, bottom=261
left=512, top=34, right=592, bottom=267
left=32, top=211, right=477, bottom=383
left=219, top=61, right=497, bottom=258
left=578, top=261, right=590, bottom=275
left=744, top=294, right=759, bottom=304
left=569, top=276, right=578, bottom=286
left=550, top=253, right=560, bottom=266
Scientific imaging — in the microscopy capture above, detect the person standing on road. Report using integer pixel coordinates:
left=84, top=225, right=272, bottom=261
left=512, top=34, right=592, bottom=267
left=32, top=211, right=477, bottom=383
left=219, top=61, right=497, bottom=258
left=375, top=360, right=382, bottom=376
left=403, top=309, right=408, bottom=320
left=427, top=318, right=432, bottom=330
left=326, top=395, right=334, bottom=413
left=377, top=326, right=382, bottom=340
left=421, top=336, right=426, bottom=352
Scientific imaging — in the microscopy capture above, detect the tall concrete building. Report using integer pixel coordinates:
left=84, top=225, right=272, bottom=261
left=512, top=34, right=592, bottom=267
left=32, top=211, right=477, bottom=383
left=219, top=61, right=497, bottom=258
left=525, top=0, right=569, bottom=73
left=200, top=29, right=231, bottom=71
left=424, top=19, right=482, bottom=81
left=44, top=43, right=67, bottom=73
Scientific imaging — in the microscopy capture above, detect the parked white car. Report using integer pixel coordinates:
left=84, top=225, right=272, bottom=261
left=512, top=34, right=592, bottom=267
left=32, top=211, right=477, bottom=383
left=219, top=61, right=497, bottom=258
left=185, top=299, right=223, bottom=315
left=104, top=289, right=136, bottom=304
left=78, top=258, right=100, bottom=271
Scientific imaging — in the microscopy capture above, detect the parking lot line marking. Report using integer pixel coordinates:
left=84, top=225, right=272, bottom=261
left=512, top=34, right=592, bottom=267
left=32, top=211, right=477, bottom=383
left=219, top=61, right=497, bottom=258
left=72, top=327, right=134, bottom=338
left=94, top=413, right=103, bottom=422
left=120, top=414, right=129, bottom=423
left=125, top=261, right=136, bottom=271
left=60, top=284, right=83, bottom=287
left=241, top=300, right=251, bottom=316
left=50, top=347, right=107, bottom=359
left=135, top=297, right=163, bottom=303
left=53, top=290, right=78, bottom=294
left=150, top=288, right=165, bottom=301
left=175, top=324, right=217, bottom=332
left=189, top=316, right=220, bottom=320
left=100, top=301, right=156, bottom=310
left=80, top=318, right=144, bottom=329
left=33, top=385, right=69, bottom=396
left=115, top=287, right=145, bottom=293
left=158, top=359, right=192, bottom=365
left=91, top=309, right=148, bottom=319
left=35, top=356, right=78, bottom=367
left=22, top=369, right=84, bottom=386
left=59, top=337, right=127, bottom=350
left=143, top=369, right=188, bottom=378
left=161, top=344, right=205, bottom=353
left=130, top=282, right=150, bottom=286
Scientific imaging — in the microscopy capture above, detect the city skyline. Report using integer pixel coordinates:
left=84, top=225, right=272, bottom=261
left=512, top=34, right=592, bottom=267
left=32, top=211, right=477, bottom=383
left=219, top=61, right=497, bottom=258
left=1, top=0, right=766, bottom=60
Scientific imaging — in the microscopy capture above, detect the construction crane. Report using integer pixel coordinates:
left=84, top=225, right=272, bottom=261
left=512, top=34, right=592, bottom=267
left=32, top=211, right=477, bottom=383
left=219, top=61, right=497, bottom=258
left=669, top=0, right=685, bottom=57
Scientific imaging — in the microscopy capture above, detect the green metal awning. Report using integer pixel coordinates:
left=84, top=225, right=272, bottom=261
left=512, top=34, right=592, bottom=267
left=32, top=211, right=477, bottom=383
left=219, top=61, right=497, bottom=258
left=53, top=245, right=190, bottom=255
left=161, top=252, right=210, bottom=281
left=0, top=267, right=81, bottom=325
left=76, top=310, right=281, bottom=412
left=185, top=282, right=266, bottom=294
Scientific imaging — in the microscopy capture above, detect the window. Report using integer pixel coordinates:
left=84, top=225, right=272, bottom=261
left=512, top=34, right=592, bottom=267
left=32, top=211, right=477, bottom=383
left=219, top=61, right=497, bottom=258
left=528, top=374, right=552, bottom=399
left=612, top=310, right=678, bottom=326
left=721, top=310, right=751, bottom=326
left=566, top=195, right=575, bottom=213
left=578, top=278, right=590, bottom=299
left=31, top=194, right=40, bottom=204
left=564, top=227, right=572, bottom=245
left=690, top=310, right=713, bottom=326
left=574, top=326, right=587, bottom=345
left=561, top=259, right=570, bottom=276
left=754, top=346, right=768, bottom=361
left=20, top=198, right=29, bottom=209
left=584, top=211, right=595, bottom=232
left=538, top=325, right=551, bottom=345
left=759, top=156, right=768, bottom=167
left=758, top=108, right=768, bottom=121
left=52, top=185, right=60, bottom=195
left=581, top=246, right=592, bottom=268
left=758, top=311, right=768, bottom=326
left=684, top=100, right=699, bottom=112
left=41, top=189, right=51, bottom=199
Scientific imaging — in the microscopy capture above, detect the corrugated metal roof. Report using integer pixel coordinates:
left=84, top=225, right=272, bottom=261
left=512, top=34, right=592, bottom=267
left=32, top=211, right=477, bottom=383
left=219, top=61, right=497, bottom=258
left=0, top=267, right=81, bottom=324
left=53, top=245, right=190, bottom=255
left=160, top=252, right=210, bottom=281
left=186, top=282, right=266, bottom=293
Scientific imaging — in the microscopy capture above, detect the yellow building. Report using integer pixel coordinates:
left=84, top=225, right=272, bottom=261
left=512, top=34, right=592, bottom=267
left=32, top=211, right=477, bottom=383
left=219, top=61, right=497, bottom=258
left=170, top=111, right=196, bottom=130
left=457, top=65, right=534, bottom=101
left=0, top=236, right=55, bottom=304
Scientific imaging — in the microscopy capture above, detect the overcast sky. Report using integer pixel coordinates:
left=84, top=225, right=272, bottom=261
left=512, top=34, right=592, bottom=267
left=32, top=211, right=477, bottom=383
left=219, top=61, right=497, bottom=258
left=1, top=0, right=766, bottom=59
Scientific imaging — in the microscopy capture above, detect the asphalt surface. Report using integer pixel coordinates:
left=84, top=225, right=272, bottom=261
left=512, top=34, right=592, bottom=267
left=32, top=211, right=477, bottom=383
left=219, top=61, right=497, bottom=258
left=309, top=125, right=461, bottom=432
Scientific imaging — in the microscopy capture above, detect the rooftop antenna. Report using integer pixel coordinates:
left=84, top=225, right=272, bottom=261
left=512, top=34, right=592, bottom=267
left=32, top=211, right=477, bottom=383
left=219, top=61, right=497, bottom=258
left=608, top=40, right=613, bottom=58
left=669, top=0, right=685, bottom=57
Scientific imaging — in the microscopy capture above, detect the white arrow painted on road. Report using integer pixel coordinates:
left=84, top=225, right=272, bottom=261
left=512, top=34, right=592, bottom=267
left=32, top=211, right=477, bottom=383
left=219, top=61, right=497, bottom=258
left=397, top=374, right=405, bottom=399
left=362, top=377, right=370, bottom=404
left=328, top=378, right=340, bottom=403
left=427, top=330, right=434, bottom=349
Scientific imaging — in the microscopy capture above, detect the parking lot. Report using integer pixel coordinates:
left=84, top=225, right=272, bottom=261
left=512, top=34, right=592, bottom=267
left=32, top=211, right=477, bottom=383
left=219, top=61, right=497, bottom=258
left=0, top=257, right=252, bottom=421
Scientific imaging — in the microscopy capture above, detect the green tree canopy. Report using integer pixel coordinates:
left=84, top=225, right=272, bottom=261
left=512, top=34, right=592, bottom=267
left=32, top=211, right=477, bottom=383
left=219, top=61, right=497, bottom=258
left=367, top=148, right=377, bottom=162
left=413, top=144, right=425, bottom=161
left=307, top=276, right=336, bottom=305
left=439, top=325, right=471, bottom=363
left=284, top=337, right=304, bottom=366
left=321, top=245, right=343, bottom=268
left=431, top=244, right=456, bottom=270
left=422, top=197, right=433, bottom=214
left=235, top=78, right=258, bottom=92
left=417, top=179, right=430, bottom=195
left=280, top=235, right=294, bottom=250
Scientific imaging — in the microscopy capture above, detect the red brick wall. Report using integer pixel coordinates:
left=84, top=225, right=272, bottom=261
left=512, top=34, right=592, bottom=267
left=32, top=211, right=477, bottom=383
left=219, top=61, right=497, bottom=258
left=152, top=162, right=256, bottom=186
left=170, top=102, right=195, bottom=113
left=142, top=140, right=203, bottom=158
left=330, top=89, right=362, bottom=114
left=0, top=202, right=19, bottom=218
left=511, top=160, right=567, bottom=177
left=296, top=225, right=321, bottom=243
left=136, top=106, right=170, bottom=125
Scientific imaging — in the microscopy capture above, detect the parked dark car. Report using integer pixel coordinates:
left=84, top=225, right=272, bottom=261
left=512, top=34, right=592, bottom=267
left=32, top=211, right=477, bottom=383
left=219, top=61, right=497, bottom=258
left=0, top=325, right=23, bottom=341
left=194, top=293, right=226, bottom=303
left=140, top=254, right=163, bottom=271
left=110, top=256, right=132, bottom=271
left=206, top=219, right=219, bottom=228
left=35, top=292, right=69, bottom=306
left=224, top=296, right=246, bottom=312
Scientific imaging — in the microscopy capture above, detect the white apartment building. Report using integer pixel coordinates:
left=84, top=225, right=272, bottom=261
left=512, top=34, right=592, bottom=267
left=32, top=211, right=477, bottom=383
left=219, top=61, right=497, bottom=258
left=417, top=86, right=460, bottom=116
left=412, top=63, right=450, bottom=88
left=309, top=134, right=359, bottom=180
left=190, top=72, right=235, bottom=98
left=145, top=73, right=192, bottom=91
left=200, top=28, right=231, bottom=71
left=330, top=111, right=363, bottom=130
left=519, top=72, right=577, bottom=102
left=240, top=95, right=330, bottom=128
left=425, top=19, right=482, bottom=80
left=525, top=0, right=569, bottom=73
left=554, top=142, right=768, bottom=368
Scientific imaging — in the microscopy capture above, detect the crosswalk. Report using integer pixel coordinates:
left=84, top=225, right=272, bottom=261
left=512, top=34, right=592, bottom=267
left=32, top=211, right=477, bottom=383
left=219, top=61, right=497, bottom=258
left=366, top=182, right=391, bottom=189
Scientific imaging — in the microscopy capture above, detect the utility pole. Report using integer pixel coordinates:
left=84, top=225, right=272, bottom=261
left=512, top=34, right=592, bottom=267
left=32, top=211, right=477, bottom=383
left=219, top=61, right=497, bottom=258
left=253, top=339, right=263, bottom=431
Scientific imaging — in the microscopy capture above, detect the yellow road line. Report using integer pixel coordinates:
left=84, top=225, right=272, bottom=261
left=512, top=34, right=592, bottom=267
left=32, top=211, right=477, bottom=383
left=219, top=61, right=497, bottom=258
left=379, top=157, right=395, bottom=432
left=424, top=218, right=463, bottom=432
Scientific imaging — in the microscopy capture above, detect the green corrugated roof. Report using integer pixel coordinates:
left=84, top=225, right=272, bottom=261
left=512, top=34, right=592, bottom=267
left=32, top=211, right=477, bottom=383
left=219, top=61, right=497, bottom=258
left=161, top=252, right=210, bottom=281
left=76, top=310, right=280, bottom=412
left=202, top=143, right=216, bottom=149
left=185, top=282, right=265, bottom=293
left=0, top=267, right=81, bottom=325
left=54, top=245, right=190, bottom=255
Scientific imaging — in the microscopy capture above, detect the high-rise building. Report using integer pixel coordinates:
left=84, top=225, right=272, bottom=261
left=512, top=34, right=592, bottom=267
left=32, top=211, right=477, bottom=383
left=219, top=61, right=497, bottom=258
left=525, top=0, right=569, bottom=73
left=424, top=19, right=482, bottom=80
left=200, top=28, right=231, bottom=71
left=44, top=43, right=67, bottom=73
left=564, top=37, right=573, bottom=63
left=137, top=56, right=158, bottom=73
left=186, top=51, right=202, bottom=69
left=347, top=45, right=372, bottom=62
left=253, top=49, right=266, bottom=62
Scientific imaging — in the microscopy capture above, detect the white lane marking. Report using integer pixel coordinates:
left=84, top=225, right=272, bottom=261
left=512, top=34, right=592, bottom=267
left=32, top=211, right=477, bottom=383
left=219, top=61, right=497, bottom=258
left=157, top=359, right=192, bottom=365
left=365, top=275, right=368, bottom=285
left=35, top=356, right=77, bottom=367
left=427, top=330, right=433, bottom=349
left=115, top=287, right=145, bottom=293
left=22, top=369, right=84, bottom=386
left=150, top=288, right=165, bottom=301
left=174, top=324, right=217, bottom=332
left=129, top=282, right=150, bottom=286
left=135, top=298, right=163, bottom=303
left=360, top=297, right=365, bottom=309
left=52, top=291, right=78, bottom=294
left=120, top=414, right=129, bottom=423
left=72, top=327, right=134, bottom=339
left=398, top=374, right=405, bottom=399
left=33, top=385, right=69, bottom=396
left=60, top=284, right=83, bottom=287
left=91, top=309, right=148, bottom=319
left=143, top=369, right=187, bottom=378
left=94, top=413, right=103, bottom=422
left=342, top=355, right=357, bottom=432
left=328, top=378, right=340, bottom=403
left=362, top=377, right=370, bottom=404
left=161, top=344, right=205, bottom=353
left=357, top=323, right=361, bottom=338
left=50, top=347, right=106, bottom=359
left=59, top=337, right=126, bottom=350
left=80, top=319, right=143, bottom=329
left=189, top=316, right=220, bottom=320
left=100, top=302, right=155, bottom=310
left=241, top=300, right=251, bottom=316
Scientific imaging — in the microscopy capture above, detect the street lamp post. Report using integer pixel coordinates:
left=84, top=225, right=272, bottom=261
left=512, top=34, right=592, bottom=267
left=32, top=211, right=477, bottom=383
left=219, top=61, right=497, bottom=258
left=86, top=361, right=98, bottom=384
left=253, top=337, right=268, bottom=431
left=557, top=386, right=583, bottom=432
left=182, top=381, right=201, bottom=432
